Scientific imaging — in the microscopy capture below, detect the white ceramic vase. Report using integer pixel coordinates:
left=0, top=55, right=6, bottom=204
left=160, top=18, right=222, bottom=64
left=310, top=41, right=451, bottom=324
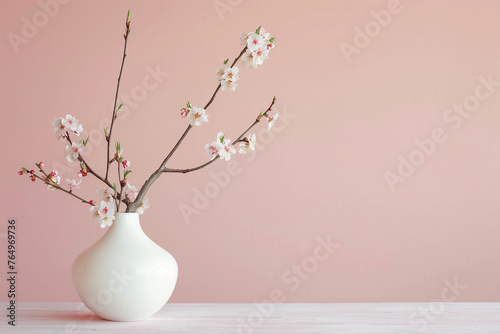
left=72, top=213, right=178, bottom=321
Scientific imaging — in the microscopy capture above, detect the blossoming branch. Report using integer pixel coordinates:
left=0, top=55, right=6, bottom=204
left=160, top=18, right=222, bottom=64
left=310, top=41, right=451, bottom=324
left=20, top=11, right=278, bottom=228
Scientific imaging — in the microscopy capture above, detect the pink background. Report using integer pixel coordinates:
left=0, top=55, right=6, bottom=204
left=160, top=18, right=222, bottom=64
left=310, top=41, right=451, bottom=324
left=1, top=0, right=500, bottom=303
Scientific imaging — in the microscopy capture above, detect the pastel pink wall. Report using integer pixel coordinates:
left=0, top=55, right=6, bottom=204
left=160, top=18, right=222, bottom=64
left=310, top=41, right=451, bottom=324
left=1, top=0, right=500, bottom=303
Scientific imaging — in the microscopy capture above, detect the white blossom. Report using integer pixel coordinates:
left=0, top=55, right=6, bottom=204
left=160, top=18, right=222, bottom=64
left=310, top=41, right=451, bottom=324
left=247, top=33, right=266, bottom=52
left=239, top=133, right=256, bottom=154
left=187, top=105, right=209, bottom=127
left=97, top=188, right=114, bottom=203
left=65, top=178, right=82, bottom=190
left=124, top=183, right=139, bottom=199
left=90, top=200, right=115, bottom=228
left=65, top=142, right=84, bottom=162
left=137, top=197, right=150, bottom=215
left=53, top=117, right=66, bottom=141
left=205, top=142, right=222, bottom=160
left=239, top=32, right=250, bottom=46
left=267, top=113, right=279, bottom=130
left=221, top=66, right=239, bottom=82
left=216, top=65, right=228, bottom=80
left=221, top=80, right=238, bottom=91
left=45, top=170, right=60, bottom=190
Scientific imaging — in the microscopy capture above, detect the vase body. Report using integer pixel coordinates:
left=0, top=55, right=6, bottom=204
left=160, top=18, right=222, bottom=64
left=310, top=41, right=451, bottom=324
left=72, top=213, right=178, bottom=321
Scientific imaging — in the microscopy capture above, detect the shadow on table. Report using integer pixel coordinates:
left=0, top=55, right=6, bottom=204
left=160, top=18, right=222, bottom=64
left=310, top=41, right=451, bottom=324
left=27, top=310, right=102, bottom=322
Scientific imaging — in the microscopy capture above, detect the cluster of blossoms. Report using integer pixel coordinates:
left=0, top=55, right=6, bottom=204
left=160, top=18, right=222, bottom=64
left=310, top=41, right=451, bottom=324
left=206, top=132, right=237, bottom=161
left=216, top=64, right=240, bottom=91
left=53, top=114, right=83, bottom=141
left=90, top=189, right=116, bottom=228
left=55, top=113, right=150, bottom=228
left=54, top=115, right=86, bottom=193
left=240, top=27, right=275, bottom=68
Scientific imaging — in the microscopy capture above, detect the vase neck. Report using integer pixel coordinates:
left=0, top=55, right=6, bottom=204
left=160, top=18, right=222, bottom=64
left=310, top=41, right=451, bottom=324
left=110, top=213, right=143, bottom=235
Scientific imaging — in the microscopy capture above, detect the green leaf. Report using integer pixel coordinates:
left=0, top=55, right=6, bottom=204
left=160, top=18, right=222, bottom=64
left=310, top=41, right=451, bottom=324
left=124, top=170, right=132, bottom=178
left=80, top=162, right=85, bottom=169
left=256, top=26, right=261, bottom=34
left=22, top=167, right=28, bottom=172
left=220, top=134, right=225, bottom=143
left=269, top=37, right=275, bottom=43
left=273, top=96, right=277, bottom=103
left=223, top=59, right=229, bottom=65
left=113, top=183, right=117, bottom=193
left=81, top=135, right=90, bottom=146
left=115, top=142, right=121, bottom=152
left=104, top=127, right=109, bottom=135
left=117, top=102, right=123, bottom=111
left=186, top=101, right=192, bottom=109
left=127, top=10, right=130, bottom=21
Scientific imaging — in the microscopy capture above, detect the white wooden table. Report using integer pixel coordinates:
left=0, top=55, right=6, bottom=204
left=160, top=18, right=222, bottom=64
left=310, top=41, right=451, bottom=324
left=2, top=302, right=500, bottom=333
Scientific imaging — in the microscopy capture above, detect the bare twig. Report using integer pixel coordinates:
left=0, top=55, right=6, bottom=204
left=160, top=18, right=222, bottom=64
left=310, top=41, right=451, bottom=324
left=164, top=159, right=218, bottom=174
left=105, top=11, right=131, bottom=180
left=116, top=162, right=125, bottom=210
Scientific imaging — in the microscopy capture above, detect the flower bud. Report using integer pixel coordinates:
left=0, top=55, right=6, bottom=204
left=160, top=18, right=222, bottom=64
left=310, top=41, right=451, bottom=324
left=18, top=170, right=24, bottom=175
left=180, top=108, right=189, bottom=118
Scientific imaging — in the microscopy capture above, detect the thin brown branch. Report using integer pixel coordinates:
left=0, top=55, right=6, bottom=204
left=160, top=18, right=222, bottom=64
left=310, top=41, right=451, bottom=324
left=160, top=124, right=193, bottom=170
left=29, top=173, right=93, bottom=206
left=116, top=161, right=125, bottom=210
left=164, top=159, right=218, bottom=174
left=105, top=13, right=131, bottom=180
